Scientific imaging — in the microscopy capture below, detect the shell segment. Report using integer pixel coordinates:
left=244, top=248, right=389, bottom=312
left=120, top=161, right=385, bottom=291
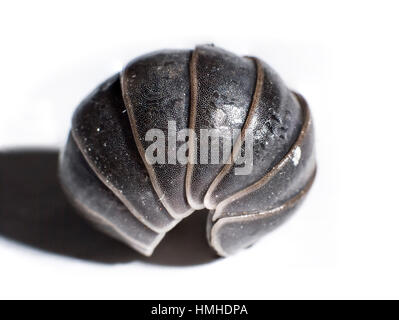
left=60, top=135, right=164, bottom=256
left=207, top=94, right=316, bottom=256
left=209, top=168, right=316, bottom=257
left=186, top=45, right=258, bottom=209
left=204, top=62, right=304, bottom=209
left=121, top=50, right=194, bottom=218
left=71, top=75, right=177, bottom=233
left=212, top=93, right=314, bottom=220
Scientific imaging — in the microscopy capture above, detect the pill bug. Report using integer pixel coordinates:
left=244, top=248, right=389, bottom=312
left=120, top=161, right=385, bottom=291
left=59, top=44, right=316, bottom=257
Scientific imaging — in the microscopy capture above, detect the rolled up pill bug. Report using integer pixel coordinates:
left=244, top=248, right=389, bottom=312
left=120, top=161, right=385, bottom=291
left=59, top=44, right=316, bottom=257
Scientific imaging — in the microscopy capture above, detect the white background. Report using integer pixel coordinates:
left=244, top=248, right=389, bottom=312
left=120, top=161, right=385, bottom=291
left=0, top=0, right=398, bottom=299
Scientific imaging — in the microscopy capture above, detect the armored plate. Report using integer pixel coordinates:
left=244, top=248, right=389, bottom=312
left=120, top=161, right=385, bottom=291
left=186, top=45, right=257, bottom=209
left=121, top=50, right=193, bottom=218
left=72, top=75, right=177, bottom=233
left=60, top=135, right=164, bottom=256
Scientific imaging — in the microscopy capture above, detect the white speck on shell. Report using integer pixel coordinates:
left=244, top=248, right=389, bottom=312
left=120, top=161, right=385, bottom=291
left=291, top=146, right=301, bottom=166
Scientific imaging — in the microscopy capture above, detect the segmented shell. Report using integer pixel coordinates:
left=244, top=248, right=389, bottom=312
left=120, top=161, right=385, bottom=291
left=59, top=45, right=316, bottom=257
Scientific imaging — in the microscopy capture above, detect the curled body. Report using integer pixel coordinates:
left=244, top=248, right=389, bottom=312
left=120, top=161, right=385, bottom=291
left=59, top=45, right=316, bottom=257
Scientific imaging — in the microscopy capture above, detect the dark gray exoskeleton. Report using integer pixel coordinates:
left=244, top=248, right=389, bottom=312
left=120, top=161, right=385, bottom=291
left=59, top=45, right=316, bottom=257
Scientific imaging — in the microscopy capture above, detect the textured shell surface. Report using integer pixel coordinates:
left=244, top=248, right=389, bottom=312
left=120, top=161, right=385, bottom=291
left=59, top=44, right=316, bottom=257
